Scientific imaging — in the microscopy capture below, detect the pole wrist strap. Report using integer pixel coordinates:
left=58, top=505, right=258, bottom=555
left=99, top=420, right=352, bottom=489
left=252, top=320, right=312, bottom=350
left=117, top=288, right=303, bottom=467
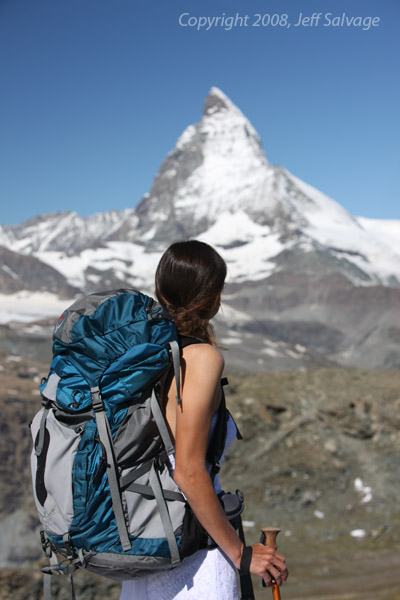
left=239, top=546, right=253, bottom=576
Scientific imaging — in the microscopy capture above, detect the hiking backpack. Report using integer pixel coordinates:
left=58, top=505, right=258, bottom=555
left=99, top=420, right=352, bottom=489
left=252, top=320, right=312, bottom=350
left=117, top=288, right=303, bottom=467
left=30, top=288, right=245, bottom=596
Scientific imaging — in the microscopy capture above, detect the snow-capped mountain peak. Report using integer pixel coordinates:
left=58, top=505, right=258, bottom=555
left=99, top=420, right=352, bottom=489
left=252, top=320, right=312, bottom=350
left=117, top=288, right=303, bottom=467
left=202, top=86, right=263, bottom=145
left=2, top=87, right=399, bottom=289
left=203, top=86, right=236, bottom=115
left=135, top=87, right=276, bottom=243
left=136, top=87, right=380, bottom=257
left=1, top=87, right=400, bottom=372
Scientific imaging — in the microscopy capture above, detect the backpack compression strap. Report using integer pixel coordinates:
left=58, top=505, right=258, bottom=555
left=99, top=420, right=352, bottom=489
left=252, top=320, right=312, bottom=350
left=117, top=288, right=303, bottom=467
left=91, top=386, right=131, bottom=552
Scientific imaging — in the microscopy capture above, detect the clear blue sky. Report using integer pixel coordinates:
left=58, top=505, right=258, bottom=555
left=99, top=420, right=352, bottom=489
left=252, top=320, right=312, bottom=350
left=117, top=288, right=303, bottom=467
left=0, top=0, right=399, bottom=225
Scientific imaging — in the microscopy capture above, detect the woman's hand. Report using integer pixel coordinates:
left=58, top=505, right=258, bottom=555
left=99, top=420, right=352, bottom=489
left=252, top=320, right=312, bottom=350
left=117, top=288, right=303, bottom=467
left=248, top=543, right=288, bottom=587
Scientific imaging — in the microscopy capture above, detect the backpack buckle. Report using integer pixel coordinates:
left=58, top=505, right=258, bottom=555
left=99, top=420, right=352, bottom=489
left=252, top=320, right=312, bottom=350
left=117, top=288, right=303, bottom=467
left=40, top=396, right=51, bottom=409
left=155, top=450, right=168, bottom=471
left=40, top=529, right=52, bottom=557
left=90, top=387, right=103, bottom=412
left=63, top=533, right=77, bottom=560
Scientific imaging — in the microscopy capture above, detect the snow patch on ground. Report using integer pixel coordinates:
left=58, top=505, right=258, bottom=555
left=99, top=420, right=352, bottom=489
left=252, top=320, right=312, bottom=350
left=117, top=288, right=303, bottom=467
left=350, top=529, right=367, bottom=538
left=242, top=520, right=255, bottom=528
left=0, top=292, right=70, bottom=324
left=220, top=336, right=242, bottom=345
left=261, top=338, right=307, bottom=359
left=354, top=477, right=372, bottom=504
left=314, top=510, right=325, bottom=519
left=2, top=265, right=21, bottom=280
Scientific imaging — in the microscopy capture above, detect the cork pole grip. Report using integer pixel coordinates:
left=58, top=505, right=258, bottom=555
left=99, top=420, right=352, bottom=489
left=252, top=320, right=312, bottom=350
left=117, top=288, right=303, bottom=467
left=260, top=527, right=282, bottom=600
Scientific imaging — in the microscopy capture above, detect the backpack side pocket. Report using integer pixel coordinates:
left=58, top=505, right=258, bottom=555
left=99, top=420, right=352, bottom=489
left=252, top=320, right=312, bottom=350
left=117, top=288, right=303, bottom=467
left=30, top=409, right=81, bottom=535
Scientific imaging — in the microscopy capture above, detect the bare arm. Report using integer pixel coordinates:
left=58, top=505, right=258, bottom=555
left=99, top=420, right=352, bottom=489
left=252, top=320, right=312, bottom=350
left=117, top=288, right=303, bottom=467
left=172, top=344, right=288, bottom=586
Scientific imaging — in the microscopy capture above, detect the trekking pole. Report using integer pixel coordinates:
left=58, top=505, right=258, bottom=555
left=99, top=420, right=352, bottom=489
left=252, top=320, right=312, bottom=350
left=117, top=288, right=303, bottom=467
left=260, top=527, right=282, bottom=600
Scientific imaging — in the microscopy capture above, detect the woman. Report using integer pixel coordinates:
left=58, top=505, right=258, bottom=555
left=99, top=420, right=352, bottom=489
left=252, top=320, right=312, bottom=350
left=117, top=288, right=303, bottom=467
left=120, top=240, right=288, bottom=599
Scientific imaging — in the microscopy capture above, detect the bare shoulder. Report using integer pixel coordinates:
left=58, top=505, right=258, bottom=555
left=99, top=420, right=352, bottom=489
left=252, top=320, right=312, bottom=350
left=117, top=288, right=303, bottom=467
left=180, top=343, right=224, bottom=410
left=182, top=343, right=224, bottom=376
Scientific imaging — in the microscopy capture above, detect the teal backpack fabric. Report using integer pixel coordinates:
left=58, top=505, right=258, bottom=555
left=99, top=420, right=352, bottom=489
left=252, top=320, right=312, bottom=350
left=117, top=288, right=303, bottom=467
left=30, top=289, right=193, bottom=590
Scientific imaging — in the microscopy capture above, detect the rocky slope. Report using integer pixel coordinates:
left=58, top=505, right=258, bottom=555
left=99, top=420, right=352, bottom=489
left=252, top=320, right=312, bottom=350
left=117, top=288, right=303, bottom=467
left=0, top=246, right=78, bottom=297
left=0, top=351, right=399, bottom=598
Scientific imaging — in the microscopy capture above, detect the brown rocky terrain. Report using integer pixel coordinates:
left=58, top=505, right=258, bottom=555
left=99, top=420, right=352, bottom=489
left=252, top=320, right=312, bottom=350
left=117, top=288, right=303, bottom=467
left=222, top=369, right=400, bottom=599
left=0, top=349, right=399, bottom=599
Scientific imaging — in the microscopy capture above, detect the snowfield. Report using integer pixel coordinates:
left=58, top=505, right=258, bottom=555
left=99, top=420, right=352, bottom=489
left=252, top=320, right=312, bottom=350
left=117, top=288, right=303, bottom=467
left=0, top=292, right=70, bottom=324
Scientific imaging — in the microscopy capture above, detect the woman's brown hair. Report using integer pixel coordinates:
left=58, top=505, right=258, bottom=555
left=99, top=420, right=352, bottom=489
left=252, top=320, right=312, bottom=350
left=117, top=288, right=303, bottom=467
left=155, top=240, right=227, bottom=346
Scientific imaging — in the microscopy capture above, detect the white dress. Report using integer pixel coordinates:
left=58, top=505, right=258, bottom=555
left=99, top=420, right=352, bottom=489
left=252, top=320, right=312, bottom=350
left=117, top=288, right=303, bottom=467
left=120, top=415, right=239, bottom=600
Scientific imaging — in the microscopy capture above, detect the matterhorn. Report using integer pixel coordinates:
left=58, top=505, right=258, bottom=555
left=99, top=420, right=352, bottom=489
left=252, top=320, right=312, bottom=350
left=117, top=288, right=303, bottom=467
left=1, top=87, right=400, bottom=371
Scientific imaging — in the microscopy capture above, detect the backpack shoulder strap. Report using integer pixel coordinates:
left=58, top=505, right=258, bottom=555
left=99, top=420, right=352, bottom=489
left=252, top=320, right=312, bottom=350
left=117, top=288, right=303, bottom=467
left=179, top=335, right=205, bottom=348
left=207, top=379, right=228, bottom=478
